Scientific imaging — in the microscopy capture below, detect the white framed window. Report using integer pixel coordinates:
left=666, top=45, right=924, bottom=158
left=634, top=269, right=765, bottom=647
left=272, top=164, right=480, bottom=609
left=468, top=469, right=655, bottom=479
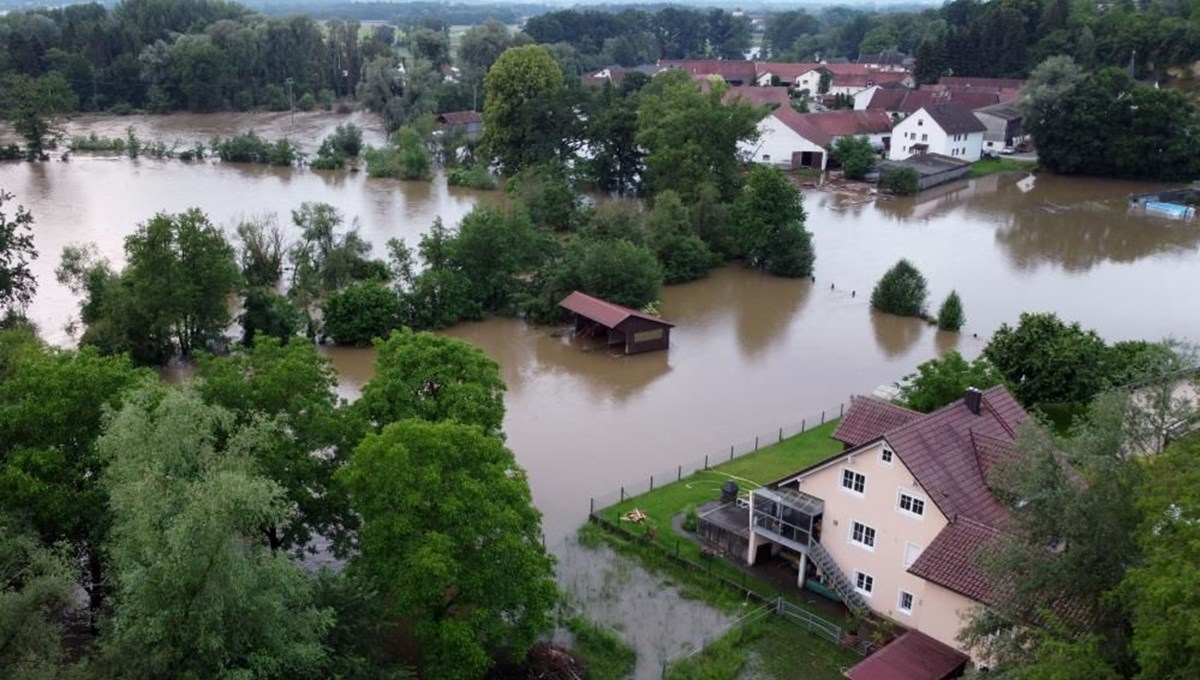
left=903, top=541, right=923, bottom=568
left=841, top=469, right=866, bottom=495
left=854, top=571, right=874, bottom=596
left=879, top=447, right=893, bottom=465
left=922, top=133, right=928, bottom=141
left=898, top=590, right=914, bottom=614
left=849, top=520, right=876, bottom=550
left=898, top=490, right=926, bottom=518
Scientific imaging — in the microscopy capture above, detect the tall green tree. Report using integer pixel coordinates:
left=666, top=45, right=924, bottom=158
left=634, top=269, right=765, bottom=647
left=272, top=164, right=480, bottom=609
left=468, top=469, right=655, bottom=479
left=646, top=190, right=718, bottom=284
left=99, top=386, right=332, bottom=678
left=636, top=70, right=762, bottom=203
left=731, top=166, right=815, bottom=277
left=195, top=336, right=352, bottom=553
left=831, top=135, right=876, bottom=180
left=358, top=329, right=507, bottom=436
left=340, top=418, right=556, bottom=680
left=982, top=312, right=1110, bottom=406
left=0, top=191, right=37, bottom=321
left=0, top=515, right=75, bottom=680
left=585, top=82, right=644, bottom=196
left=2, top=73, right=76, bottom=160
left=482, top=45, right=567, bottom=173
left=0, top=337, right=149, bottom=621
left=936, top=290, right=965, bottom=331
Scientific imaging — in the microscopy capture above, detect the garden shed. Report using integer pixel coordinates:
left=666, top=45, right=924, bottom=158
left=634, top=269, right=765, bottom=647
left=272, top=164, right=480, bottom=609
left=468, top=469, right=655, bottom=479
left=558, top=291, right=674, bottom=355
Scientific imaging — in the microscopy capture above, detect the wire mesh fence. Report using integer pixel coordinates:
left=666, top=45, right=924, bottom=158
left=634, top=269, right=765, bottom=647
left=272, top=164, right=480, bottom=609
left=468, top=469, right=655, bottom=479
left=589, top=399, right=851, bottom=514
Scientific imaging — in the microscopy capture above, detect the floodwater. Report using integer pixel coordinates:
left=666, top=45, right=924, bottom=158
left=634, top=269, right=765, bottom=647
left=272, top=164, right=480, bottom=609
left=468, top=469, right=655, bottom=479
left=4, top=114, right=1200, bottom=548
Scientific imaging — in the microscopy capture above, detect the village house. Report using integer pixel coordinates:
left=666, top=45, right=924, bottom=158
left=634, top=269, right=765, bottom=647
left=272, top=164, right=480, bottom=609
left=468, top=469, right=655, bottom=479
left=972, top=102, right=1025, bottom=153
left=889, top=102, right=986, bottom=162
left=434, top=111, right=483, bottom=138
left=700, top=386, right=1027, bottom=673
left=859, top=87, right=1004, bottom=120
left=740, top=107, right=893, bottom=170
left=658, top=58, right=757, bottom=85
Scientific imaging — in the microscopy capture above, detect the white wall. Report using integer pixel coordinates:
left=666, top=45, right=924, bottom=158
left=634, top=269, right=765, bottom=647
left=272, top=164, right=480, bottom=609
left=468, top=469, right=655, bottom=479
left=853, top=86, right=878, bottom=110
left=795, top=69, right=824, bottom=97
left=889, top=108, right=983, bottom=161
left=740, top=114, right=828, bottom=169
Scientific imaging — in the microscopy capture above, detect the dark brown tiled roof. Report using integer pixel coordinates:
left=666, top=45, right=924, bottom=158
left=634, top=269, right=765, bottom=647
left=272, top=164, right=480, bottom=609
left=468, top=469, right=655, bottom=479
left=921, top=102, right=988, bottom=135
left=771, top=108, right=895, bottom=147
left=832, top=396, right=922, bottom=447
left=722, top=85, right=792, bottom=108
left=867, top=88, right=1000, bottom=114
left=658, top=59, right=757, bottom=82
left=833, top=71, right=910, bottom=88
left=971, top=431, right=1018, bottom=483
left=884, top=385, right=1025, bottom=527
left=753, top=61, right=822, bottom=81
left=558, top=291, right=673, bottom=330
left=435, top=110, right=481, bottom=125
left=846, top=630, right=969, bottom=680
left=908, top=517, right=1003, bottom=605
left=938, top=76, right=1026, bottom=91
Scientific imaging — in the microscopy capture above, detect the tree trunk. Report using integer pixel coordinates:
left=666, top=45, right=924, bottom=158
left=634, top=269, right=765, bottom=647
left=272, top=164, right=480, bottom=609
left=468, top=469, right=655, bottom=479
left=86, top=546, right=106, bottom=633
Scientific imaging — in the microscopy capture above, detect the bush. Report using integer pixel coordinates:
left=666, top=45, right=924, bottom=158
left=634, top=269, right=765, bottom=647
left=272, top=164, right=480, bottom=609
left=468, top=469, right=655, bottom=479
left=70, top=133, right=125, bottom=152
left=871, top=259, right=928, bottom=317
left=319, top=89, right=335, bottom=111
left=322, top=281, right=403, bottom=347
left=297, top=92, right=316, bottom=111
left=573, top=239, right=663, bottom=311
left=447, top=164, right=497, bottom=190
left=266, top=139, right=299, bottom=166
left=937, top=290, right=965, bottom=331
left=239, top=289, right=300, bottom=345
left=328, top=124, right=363, bottom=157
left=212, top=132, right=270, bottom=163
left=832, top=135, right=875, bottom=180
left=178, top=142, right=206, bottom=162
left=0, top=144, right=23, bottom=160
left=880, top=166, right=919, bottom=195
left=265, top=84, right=289, bottom=111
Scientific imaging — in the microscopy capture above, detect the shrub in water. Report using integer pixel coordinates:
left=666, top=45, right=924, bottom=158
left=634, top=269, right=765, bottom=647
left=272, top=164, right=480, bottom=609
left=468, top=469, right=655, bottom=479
left=880, top=166, right=919, bottom=195
left=871, top=258, right=928, bottom=317
left=937, top=290, right=965, bottom=331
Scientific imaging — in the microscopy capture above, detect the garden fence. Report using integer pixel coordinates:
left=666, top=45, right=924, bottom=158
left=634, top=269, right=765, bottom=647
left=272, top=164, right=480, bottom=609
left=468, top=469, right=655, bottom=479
left=589, top=398, right=852, bottom=515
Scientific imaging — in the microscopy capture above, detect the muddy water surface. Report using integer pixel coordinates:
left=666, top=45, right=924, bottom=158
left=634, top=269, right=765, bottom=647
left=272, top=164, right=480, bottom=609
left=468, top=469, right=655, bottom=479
left=4, top=114, right=1199, bottom=547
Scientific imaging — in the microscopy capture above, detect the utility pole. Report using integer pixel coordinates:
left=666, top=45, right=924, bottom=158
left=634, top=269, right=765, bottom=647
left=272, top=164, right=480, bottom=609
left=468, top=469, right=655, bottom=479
left=285, top=77, right=295, bottom=126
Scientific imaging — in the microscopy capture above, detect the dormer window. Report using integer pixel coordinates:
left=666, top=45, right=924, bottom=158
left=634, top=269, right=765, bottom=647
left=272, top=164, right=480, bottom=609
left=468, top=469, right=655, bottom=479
left=880, top=447, right=893, bottom=465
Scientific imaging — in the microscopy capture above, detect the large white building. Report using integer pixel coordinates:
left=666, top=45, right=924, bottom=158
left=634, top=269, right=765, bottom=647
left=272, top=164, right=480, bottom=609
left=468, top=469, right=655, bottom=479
left=889, top=103, right=986, bottom=162
left=741, top=107, right=894, bottom=170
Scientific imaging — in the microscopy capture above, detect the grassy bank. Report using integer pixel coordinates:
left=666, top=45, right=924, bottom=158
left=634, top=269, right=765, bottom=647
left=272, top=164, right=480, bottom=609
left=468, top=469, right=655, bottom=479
left=969, top=157, right=1038, bottom=178
left=585, top=422, right=846, bottom=616
left=563, top=616, right=636, bottom=680
left=665, top=618, right=857, bottom=680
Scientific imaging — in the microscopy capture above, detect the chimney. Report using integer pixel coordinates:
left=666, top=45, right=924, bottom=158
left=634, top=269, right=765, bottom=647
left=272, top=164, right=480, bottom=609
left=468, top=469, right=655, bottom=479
left=964, top=387, right=983, bottom=415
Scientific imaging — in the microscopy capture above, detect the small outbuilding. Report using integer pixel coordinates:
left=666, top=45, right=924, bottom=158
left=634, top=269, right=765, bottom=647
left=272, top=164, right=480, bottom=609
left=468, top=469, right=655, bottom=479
left=558, top=291, right=673, bottom=355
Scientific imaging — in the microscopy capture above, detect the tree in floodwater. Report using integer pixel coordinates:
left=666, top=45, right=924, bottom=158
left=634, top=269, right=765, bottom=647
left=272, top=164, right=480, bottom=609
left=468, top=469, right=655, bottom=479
left=1, top=74, right=76, bottom=160
left=0, top=191, right=37, bottom=322
left=870, top=259, right=928, bottom=318
left=339, top=418, right=556, bottom=680
left=98, top=386, right=333, bottom=678
left=731, top=166, right=815, bottom=277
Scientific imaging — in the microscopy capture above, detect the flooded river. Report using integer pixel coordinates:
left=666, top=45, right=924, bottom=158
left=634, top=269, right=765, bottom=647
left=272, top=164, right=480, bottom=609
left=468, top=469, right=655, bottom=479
left=4, top=113, right=1200, bottom=545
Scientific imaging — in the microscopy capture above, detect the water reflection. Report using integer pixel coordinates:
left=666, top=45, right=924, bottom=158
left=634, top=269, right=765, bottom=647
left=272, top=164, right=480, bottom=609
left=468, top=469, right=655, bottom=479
left=731, top=271, right=810, bottom=359
left=531, top=334, right=673, bottom=405
left=870, top=309, right=924, bottom=358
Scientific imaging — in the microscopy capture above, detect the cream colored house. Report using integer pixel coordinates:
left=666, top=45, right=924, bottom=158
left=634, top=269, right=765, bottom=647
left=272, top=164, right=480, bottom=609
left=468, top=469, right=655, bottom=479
left=711, top=386, right=1028, bottom=674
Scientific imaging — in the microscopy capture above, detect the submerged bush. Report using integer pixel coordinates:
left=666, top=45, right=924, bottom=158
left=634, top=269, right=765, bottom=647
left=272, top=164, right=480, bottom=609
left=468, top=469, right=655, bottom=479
left=937, top=290, right=965, bottom=331
left=871, top=259, right=928, bottom=317
left=880, top=166, right=919, bottom=195
left=447, top=164, right=497, bottom=190
left=212, top=132, right=270, bottom=163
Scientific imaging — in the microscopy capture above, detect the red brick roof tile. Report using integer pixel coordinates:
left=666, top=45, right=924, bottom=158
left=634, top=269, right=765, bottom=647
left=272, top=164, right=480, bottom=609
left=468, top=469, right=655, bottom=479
left=832, top=396, right=922, bottom=447
left=907, top=517, right=1004, bottom=605
left=846, top=630, right=970, bottom=680
left=558, top=291, right=673, bottom=330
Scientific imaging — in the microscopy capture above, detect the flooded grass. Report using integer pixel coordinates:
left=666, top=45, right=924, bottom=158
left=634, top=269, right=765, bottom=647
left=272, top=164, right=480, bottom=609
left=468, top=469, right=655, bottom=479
left=562, top=616, right=637, bottom=680
left=666, top=618, right=858, bottom=680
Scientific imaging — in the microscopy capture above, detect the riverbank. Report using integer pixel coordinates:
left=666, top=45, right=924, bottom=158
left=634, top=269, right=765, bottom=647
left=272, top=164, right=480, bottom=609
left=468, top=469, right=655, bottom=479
left=968, top=156, right=1038, bottom=178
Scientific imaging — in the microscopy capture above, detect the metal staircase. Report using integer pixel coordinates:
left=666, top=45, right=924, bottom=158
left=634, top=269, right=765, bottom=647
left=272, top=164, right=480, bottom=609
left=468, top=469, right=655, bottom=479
left=808, top=540, right=870, bottom=616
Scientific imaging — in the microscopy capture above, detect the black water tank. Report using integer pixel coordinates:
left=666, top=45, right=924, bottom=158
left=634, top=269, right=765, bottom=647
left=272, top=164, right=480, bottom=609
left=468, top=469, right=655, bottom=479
left=721, top=480, right=739, bottom=504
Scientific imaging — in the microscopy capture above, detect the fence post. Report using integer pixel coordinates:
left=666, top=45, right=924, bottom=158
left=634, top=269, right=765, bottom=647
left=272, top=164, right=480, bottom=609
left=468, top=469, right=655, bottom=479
left=802, top=418, right=806, bottom=432
left=729, top=445, right=734, bottom=462
left=678, top=465, right=682, bottom=481
left=779, top=427, right=783, bottom=442
left=589, top=497, right=594, bottom=515
left=620, top=486, right=625, bottom=503
left=840, top=402, right=845, bottom=418
left=754, top=436, right=759, bottom=451
left=704, top=454, right=708, bottom=470
left=821, top=410, right=825, bottom=425
left=650, top=475, right=654, bottom=492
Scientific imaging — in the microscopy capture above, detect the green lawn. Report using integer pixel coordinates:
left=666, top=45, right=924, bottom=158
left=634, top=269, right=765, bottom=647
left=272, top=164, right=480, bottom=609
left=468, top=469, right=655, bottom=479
left=563, top=616, right=636, bottom=680
left=666, top=618, right=858, bottom=680
left=968, top=157, right=1038, bottom=178
left=587, top=422, right=847, bottom=616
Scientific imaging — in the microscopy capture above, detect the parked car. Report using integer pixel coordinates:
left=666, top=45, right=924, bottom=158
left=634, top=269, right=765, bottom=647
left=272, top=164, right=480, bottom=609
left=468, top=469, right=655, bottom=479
left=1000, top=146, right=1016, bottom=155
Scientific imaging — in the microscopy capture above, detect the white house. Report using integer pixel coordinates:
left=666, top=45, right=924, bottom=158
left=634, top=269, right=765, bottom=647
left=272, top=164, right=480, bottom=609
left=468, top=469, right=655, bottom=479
left=973, top=102, right=1025, bottom=153
left=741, top=108, right=894, bottom=170
left=889, top=103, right=986, bottom=162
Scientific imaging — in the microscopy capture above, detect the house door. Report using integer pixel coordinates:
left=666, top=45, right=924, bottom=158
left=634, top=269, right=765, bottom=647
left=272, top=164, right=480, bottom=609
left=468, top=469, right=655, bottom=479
left=792, top=151, right=823, bottom=169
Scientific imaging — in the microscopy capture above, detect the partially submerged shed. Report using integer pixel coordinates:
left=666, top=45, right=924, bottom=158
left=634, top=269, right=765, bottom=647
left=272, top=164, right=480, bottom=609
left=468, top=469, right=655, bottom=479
left=558, top=291, right=674, bottom=355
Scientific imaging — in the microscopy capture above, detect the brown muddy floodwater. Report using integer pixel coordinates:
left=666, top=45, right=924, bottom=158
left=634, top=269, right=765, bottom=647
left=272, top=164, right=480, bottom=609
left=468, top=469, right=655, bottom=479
left=4, top=114, right=1200, bottom=548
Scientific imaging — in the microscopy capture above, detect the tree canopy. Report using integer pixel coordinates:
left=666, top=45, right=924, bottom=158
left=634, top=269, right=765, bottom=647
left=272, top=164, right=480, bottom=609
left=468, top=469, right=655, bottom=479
left=870, top=259, right=928, bottom=317
left=340, top=419, right=556, bottom=680
left=0, top=191, right=37, bottom=321
left=482, top=45, right=569, bottom=173
left=897, top=351, right=1002, bottom=413
left=731, top=166, right=815, bottom=278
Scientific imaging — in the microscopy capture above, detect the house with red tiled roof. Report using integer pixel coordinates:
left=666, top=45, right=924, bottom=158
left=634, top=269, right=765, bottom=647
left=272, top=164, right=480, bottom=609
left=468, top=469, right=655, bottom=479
left=658, top=59, right=757, bottom=85
left=713, top=386, right=1028, bottom=673
left=740, top=107, right=894, bottom=170
left=861, top=87, right=1004, bottom=119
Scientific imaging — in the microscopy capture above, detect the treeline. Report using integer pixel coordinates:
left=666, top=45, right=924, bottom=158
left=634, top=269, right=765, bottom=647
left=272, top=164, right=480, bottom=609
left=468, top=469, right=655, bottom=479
left=522, top=6, right=752, bottom=69
left=267, top=1, right=541, bottom=26
left=0, top=0, right=385, bottom=113
left=761, top=0, right=1200, bottom=82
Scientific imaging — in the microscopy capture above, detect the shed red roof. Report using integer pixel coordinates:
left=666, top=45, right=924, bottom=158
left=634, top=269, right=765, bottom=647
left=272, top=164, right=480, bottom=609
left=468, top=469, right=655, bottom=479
left=558, top=291, right=674, bottom=330
left=753, top=61, right=822, bottom=82
left=832, top=71, right=910, bottom=88
left=436, top=110, right=482, bottom=125
left=866, top=88, right=1001, bottom=114
left=908, top=517, right=1004, bottom=605
left=846, top=630, right=969, bottom=680
left=723, top=85, right=792, bottom=108
left=832, top=396, right=922, bottom=447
